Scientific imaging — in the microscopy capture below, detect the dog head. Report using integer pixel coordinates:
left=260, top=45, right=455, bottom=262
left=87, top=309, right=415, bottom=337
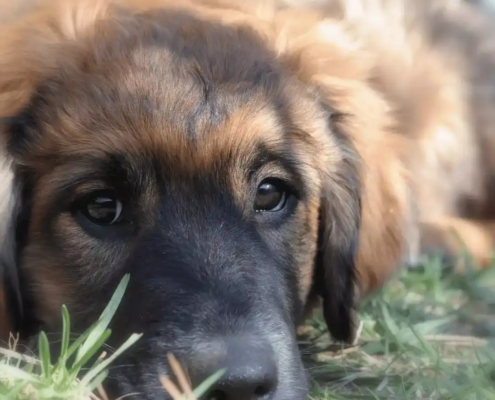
left=0, top=0, right=408, bottom=398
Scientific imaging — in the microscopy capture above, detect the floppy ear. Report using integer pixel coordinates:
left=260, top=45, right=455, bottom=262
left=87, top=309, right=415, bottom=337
left=313, top=102, right=409, bottom=344
left=311, top=92, right=411, bottom=344
left=0, top=111, right=40, bottom=342
left=314, top=111, right=362, bottom=344
left=0, top=152, right=23, bottom=342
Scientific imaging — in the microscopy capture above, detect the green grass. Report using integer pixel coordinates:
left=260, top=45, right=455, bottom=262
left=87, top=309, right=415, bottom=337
left=303, top=257, right=495, bottom=399
left=1, top=257, right=495, bottom=399
left=0, top=274, right=143, bottom=400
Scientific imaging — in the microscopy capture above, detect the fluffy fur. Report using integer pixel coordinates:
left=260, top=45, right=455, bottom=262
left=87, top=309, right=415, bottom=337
left=0, top=0, right=494, bottom=398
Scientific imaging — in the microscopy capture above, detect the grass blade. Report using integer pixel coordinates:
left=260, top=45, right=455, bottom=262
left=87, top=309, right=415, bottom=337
left=79, top=332, right=142, bottom=387
left=76, top=274, right=130, bottom=364
left=38, top=331, right=52, bottom=379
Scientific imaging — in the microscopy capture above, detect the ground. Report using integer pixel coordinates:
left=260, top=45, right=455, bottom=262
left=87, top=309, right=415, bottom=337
left=1, top=256, right=495, bottom=399
left=304, top=255, right=495, bottom=400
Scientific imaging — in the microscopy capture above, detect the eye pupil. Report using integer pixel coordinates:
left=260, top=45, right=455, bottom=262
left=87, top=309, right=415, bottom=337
left=255, top=180, right=287, bottom=212
left=82, top=192, right=123, bottom=225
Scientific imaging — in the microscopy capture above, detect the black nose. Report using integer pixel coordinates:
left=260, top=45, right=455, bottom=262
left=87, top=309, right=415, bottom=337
left=187, top=338, right=278, bottom=400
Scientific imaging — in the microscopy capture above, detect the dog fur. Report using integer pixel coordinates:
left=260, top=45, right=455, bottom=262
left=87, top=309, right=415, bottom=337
left=1, top=0, right=495, bottom=398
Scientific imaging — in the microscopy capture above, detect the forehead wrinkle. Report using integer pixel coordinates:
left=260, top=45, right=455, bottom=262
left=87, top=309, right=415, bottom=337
left=126, top=47, right=212, bottom=139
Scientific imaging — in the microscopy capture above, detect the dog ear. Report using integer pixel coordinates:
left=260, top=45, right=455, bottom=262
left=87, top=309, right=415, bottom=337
left=312, top=97, right=409, bottom=344
left=0, top=112, right=39, bottom=342
left=314, top=110, right=362, bottom=344
left=0, top=153, right=23, bottom=342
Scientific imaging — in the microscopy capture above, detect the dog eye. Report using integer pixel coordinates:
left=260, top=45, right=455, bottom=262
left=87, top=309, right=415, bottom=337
left=80, top=191, right=123, bottom=225
left=254, top=179, right=288, bottom=212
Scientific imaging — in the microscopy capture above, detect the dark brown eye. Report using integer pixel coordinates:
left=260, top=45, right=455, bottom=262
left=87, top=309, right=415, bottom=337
left=254, top=179, right=288, bottom=212
left=80, top=191, right=123, bottom=225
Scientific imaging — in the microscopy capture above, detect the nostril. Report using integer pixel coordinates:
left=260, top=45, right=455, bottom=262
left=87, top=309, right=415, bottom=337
left=254, top=384, right=271, bottom=397
left=206, top=390, right=227, bottom=400
left=205, top=385, right=273, bottom=400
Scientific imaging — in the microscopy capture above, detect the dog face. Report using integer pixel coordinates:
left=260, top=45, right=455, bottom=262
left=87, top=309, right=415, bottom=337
left=0, top=2, right=374, bottom=399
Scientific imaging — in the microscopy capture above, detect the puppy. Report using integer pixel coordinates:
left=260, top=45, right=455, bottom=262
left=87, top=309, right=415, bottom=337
left=1, top=0, right=494, bottom=398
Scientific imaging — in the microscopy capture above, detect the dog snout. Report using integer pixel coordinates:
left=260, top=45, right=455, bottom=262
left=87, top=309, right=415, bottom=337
left=186, top=337, right=278, bottom=400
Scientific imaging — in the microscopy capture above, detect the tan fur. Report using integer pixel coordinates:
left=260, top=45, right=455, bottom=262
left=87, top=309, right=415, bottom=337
left=0, top=0, right=494, bottom=343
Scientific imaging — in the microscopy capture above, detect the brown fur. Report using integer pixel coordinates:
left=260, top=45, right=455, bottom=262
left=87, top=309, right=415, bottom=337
left=0, top=0, right=494, bottom=351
